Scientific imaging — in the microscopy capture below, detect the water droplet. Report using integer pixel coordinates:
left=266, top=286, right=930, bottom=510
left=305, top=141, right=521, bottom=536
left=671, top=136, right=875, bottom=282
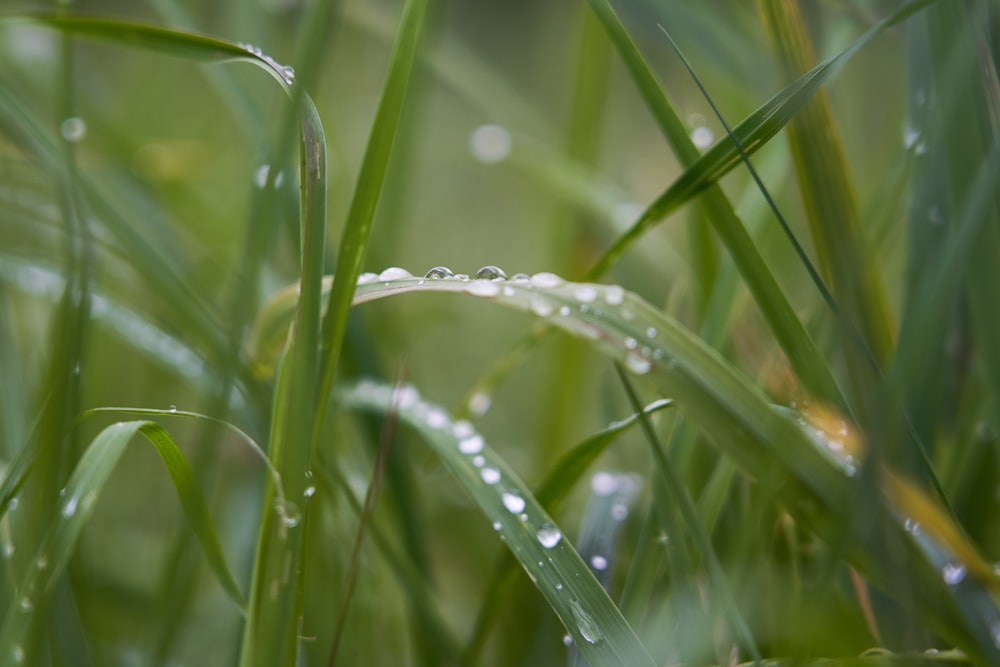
left=625, top=350, right=652, bottom=374
left=510, top=273, right=530, bottom=282
left=19, top=597, right=32, bottom=612
left=481, top=467, right=501, bottom=485
left=530, top=297, right=554, bottom=317
left=611, top=503, right=629, bottom=521
left=61, top=495, right=79, bottom=518
left=468, top=391, right=492, bottom=416
left=562, top=634, right=573, bottom=647
left=357, top=272, right=379, bottom=285
left=569, top=599, right=604, bottom=645
left=277, top=501, right=302, bottom=528
left=475, top=265, right=507, bottom=280
left=558, top=305, right=570, bottom=316
left=600, top=286, right=623, bottom=306
left=425, top=408, right=449, bottom=429
left=492, top=521, right=502, bottom=531
left=3, top=544, right=15, bottom=559
left=555, top=583, right=563, bottom=591
left=591, top=472, right=618, bottom=496
left=469, top=124, right=512, bottom=163
left=254, top=164, right=284, bottom=189
left=590, top=555, right=608, bottom=571
left=393, top=385, right=420, bottom=409
left=943, top=562, right=967, bottom=585
left=574, top=285, right=598, bottom=303
left=691, top=126, right=714, bottom=150
left=168, top=404, right=177, bottom=413
left=472, top=455, right=485, bottom=467
left=304, top=485, right=316, bottom=498
left=425, top=266, right=454, bottom=279
left=530, top=272, right=564, bottom=288
left=453, top=420, right=475, bottom=438
left=624, top=337, right=637, bottom=350
left=459, top=434, right=484, bottom=454
left=646, top=327, right=657, bottom=338
left=12, top=645, right=23, bottom=663
left=60, top=116, right=86, bottom=143
left=8, top=497, right=18, bottom=511
left=34, top=555, right=48, bottom=571
left=503, top=285, right=515, bottom=296
left=502, top=491, right=526, bottom=514
left=379, top=267, right=413, bottom=281
left=536, top=524, right=562, bottom=548
left=467, top=280, right=501, bottom=297
left=281, top=65, right=296, bottom=84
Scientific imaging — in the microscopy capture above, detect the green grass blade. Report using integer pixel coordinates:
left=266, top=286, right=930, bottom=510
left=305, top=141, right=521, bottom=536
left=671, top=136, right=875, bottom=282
left=588, top=0, right=940, bottom=278
left=313, top=0, right=430, bottom=436
left=340, top=381, right=657, bottom=667
left=0, top=419, right=245, bottom=665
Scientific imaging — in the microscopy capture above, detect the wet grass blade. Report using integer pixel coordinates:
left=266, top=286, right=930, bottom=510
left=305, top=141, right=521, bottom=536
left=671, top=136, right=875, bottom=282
left=340, top=380, right=657, bottom=667
left=0, top=420, right=245, bottom=665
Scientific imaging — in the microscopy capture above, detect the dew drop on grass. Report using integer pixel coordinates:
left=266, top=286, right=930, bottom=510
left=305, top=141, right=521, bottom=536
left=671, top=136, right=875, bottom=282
left=168, top=404, right=177, bottom=413
left=425, top=266, right=454, bottom=279
left=624, top=337, right=638, bottom=350
left=254, top=164, right=284, bottom=189
left=357, top=272, right=379, bottom=285
left=425, top=408, right=449, bottom=429
left=61, top=495, right=78, bottom=518
left=468, top=391, right=492, bottom=416
left=19, top=597, right=32, bottom=612
left=904, top=518, right=921, bottom=535
left=379, top=267, right=413, bottom=281
left=603, top=285, right=625, bottom=305
left=453, top=420, right=475, bottom=438
left=611, top=503, right=629, bottom=521
left=475, top=265, right=507, bottom=280
left=472, top=455, right=485, bottom=467
left=502, top=491, right=526, bottom=514
left=574, top=285, right=598, bottom=303
left=590, top=555, right=608, bottom=571
left=942, top=562, right=967, bottom=585
left=467, top=280, right=501, bottom=297
left=481, top=467, right=501, bottom=485
left=34, top=555, right=48, bottom=571
left=492, top=521, right=502, bottom=531
left=625, top=350, right=652, bottom=374
left=458, top=434, right=484, bottom=454
left=536, top=524, right=562, bottom=548
left=304, top=485, right=316, bottom=499
left=530, top=272, right=564, bottom=288
left=558, top=305, right=570, bottom=316
left=469, top=124, right=512, bottom=163
left=510, top=273, right=530, bottom=282
left=646, top=327, right=657, bottom=338
left=591, top=472, right=618, bottom=496
left=569, top=599, right=604, bottom=645
left=60, top=116, right=86, bottom=143
left=12, top=645, right=23, bottom=664
left=530, top=297, right=553, bottom=317
left=562, top=634, right=573, bottom=647
left=3, top=543, right=15, bottom=559
left=691, top=126, right=714, bottom=149
left=394, top=385, right=420, bottom=409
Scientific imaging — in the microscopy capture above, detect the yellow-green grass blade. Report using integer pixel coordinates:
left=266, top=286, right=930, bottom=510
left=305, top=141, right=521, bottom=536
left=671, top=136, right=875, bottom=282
left=340, top=381, right=657, bottom=667
left=0, top=420, right=245, bottom=665
left=757, top=0, right=894, bottom=395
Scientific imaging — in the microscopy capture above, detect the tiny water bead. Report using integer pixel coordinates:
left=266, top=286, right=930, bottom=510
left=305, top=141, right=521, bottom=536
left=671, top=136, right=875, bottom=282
left=12, top=646, right=24, bottom=664
left=501, top=491, right=526, bottom=514
left=942, top=562, right=967, bottom=585
left=458, top=434, right=484, bottom=454
left=472, top=455, right=485, bottom=467
left=61, top=495, right=79, bottom=518
left=625, top=350, right=652, bottom=375
left=481, top=467, right=501, bottom=485
left=530, top=297, right=554, bottom=317
left=60, top=116, right=86, bottom=143
left=591, top=472, right=619, bottom=496
left=467, top=391, right=492, bottom=416
left=590, top=555, right=608, bottom=571
left=425, top=408, right=449, bottom=429
left=469, top=124, right=512, bottom=163
left=492, top=521, right=502, bottom=531
left=453, top=420, right=475, bottom=438
left=509, top=273, right=530, bottom=282
left=691, top=126, right=714, bottom=150
left=378, top=267, right=413, bottom=281
left=304, top=485, right=317, bottom=499
left=254, top=164, right=285, bottom=189
left=536, top=523, right=562, bottom=548
left=168, top=404, right=177, bottom=413
left=604, top=285, right=625, bottom=305
left=574, top=285, right=598, bottom=303
left=425, top=266, right=454, bottom=279
left=19, top=596, right=32, bottom=612
left=475, top=265, right=507, bottom=280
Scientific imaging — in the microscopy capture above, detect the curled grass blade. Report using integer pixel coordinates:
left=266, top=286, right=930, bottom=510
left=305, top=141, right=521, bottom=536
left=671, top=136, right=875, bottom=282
left=0, top=420, right=245, bottom=665
left=340, top=380, right=657, bottom=667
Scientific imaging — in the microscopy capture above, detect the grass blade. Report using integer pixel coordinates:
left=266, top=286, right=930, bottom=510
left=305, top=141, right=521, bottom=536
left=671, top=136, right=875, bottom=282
left=341, top=380, right=657, bottom=667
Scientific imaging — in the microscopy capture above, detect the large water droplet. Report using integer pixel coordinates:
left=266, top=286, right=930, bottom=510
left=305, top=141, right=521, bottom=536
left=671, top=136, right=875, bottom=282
left=60, top=116, right=86, bottom=143
left=574, top=285, right=598, bottom=303
left=569, top=599, right=604, bottom=645
left=459, top=434, right=484, bottom=454
left=942, top=562, right=967, bottom=585
left=379, top=267, right=413, bottom=281
left=625, top=350, right=652, bottom=374
left=536, top=523, right=562, bottom=548
left=469, top=124, right=512, bottom=163
left=168, top=404, right=177, bottom=413
left=502, top=491, right=526, bottom=514
left=481, top=467, right=501, bottom=485
left=475, top=265, right=507, bottom=280
left=591, top=472, right=618, bottom=496
left=530, top=272, right=564, bottom=288
left=453, top=420, right=475, bottom=438
left=61, top=495, right=78, bottom=518
left=467, top=280, right=501, bottom=297
left=357, top=272, right=379, bottom=285
left=425, top=266, right=453, bottom=279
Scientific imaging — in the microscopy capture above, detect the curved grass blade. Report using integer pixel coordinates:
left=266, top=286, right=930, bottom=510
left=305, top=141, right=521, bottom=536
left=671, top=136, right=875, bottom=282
left=340, top=380, right=657, bottom=667
left=588, top=0, right=941, bottom=277
left=0, top=420, right=245, bottom=665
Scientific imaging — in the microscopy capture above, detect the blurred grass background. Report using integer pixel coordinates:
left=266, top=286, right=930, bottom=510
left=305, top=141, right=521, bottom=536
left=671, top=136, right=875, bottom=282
left=1, top=0, right=998, bottom=665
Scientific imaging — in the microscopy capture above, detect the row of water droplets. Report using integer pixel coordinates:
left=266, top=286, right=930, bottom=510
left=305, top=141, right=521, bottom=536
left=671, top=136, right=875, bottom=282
left=350, top=379, right=604, bottom=646
left=355, top=266, right=665, bottom=376
left=236, top=42, right=295, bottom=86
